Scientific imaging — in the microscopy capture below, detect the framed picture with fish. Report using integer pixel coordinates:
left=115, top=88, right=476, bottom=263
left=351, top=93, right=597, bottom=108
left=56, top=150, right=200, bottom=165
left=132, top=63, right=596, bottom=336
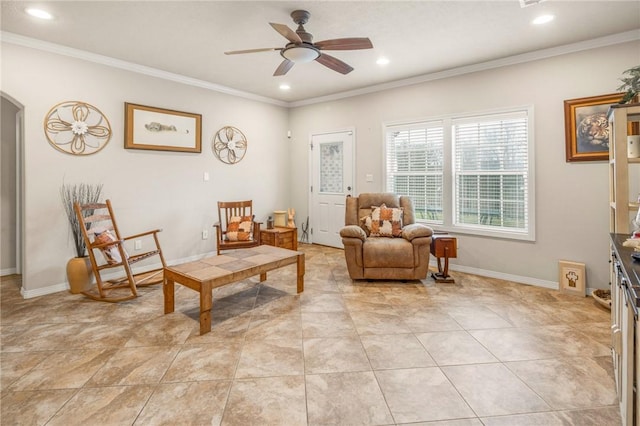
left=124, top=103, right=202, bottom=153
left=563, top=93, right=623, bottom=162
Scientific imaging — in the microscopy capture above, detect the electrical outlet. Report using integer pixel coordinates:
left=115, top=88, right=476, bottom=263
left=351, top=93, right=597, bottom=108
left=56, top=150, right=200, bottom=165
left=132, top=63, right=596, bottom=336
left=202, top=229, right=208, bottom=240
left=134, top=240, right=142, bottom=250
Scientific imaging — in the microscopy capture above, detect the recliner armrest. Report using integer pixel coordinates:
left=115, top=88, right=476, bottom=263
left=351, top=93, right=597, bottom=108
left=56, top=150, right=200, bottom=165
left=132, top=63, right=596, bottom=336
left=402, top=223, right=433, bottom=241
left=340, top=225, right=367, bottom=242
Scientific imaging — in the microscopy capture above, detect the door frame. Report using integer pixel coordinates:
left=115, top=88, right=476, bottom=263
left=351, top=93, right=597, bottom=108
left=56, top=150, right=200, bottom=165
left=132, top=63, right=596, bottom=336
left=307, top=127, right=356, bottom=245
left=1, top=92, right=24, bottom=277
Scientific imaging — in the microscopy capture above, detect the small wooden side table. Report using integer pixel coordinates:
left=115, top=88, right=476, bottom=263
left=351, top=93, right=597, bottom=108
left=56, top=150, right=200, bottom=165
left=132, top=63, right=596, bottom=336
left=430, top=234, right=457, bottom=283
left=260, top=227, right=298, bottom=251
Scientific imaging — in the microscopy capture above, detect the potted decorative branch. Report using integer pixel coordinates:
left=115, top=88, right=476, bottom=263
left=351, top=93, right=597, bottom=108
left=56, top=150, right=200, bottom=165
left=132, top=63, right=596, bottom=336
left=617, top=65, right=640, bottom=104
left=60, top=182, right=103, bottom=293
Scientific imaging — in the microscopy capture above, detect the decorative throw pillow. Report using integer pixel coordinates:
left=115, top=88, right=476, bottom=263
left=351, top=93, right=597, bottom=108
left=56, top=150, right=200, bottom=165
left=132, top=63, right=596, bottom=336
left=226, top=215, right=253, bottom=241
left=93, top=230, right=127, bottom=264
left=363, top=203, right=403, bottom=237
left=359, top=214, right=371, bottom=237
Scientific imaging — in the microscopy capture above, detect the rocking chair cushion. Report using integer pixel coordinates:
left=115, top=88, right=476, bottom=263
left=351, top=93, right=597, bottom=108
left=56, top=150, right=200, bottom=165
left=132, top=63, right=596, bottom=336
left=226, top=215, right=254, bottom=241
left=94, top=230, right=128, bottom=264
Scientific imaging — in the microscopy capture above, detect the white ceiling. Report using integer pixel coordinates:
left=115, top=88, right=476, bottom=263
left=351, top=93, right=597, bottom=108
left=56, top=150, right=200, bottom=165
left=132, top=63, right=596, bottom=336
left=2, top=1, right=639, bottom=105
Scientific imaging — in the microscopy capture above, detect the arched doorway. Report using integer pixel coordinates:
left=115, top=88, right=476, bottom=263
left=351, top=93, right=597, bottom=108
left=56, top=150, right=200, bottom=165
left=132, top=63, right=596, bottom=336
left=1, top=93, right=24, bottom=282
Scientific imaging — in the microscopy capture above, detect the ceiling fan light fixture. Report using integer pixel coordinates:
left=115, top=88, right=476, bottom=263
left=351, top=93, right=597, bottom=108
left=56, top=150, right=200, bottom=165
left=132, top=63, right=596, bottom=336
left=533, top=14, right=554, bottom=25
left=25, top=8, right=53, bottom=20
left=282, top=46, right=320, bottom=63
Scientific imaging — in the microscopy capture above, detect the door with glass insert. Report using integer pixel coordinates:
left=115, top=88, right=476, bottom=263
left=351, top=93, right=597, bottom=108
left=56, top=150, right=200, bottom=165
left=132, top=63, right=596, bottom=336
left=310, top=131, right=354, bottom=248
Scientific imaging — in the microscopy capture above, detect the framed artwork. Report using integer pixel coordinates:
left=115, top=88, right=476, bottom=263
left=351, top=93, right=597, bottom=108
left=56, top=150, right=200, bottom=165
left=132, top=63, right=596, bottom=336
left=124, top=103, right=202, bottom=153
left=564, top=93, right=623, bottom=162
left=558, top=260, right=586, bottom=297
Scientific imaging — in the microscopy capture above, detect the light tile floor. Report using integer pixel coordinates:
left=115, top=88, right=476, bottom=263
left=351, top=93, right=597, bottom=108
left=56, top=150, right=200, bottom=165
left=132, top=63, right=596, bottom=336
left=1, top=244, right=621, bottom=425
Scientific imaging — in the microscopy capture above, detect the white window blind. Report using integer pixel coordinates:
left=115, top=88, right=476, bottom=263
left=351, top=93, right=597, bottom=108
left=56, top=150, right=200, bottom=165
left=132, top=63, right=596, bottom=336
left=385, top=121, right=444, bottom=223
left=384, top=107, right=534, bottom=241
left=453, top=110, right=529, bottom=235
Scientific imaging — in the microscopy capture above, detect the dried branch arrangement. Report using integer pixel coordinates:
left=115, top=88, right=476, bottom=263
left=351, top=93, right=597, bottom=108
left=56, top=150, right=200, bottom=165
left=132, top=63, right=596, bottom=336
left=60, top=183, right=104, bottom=257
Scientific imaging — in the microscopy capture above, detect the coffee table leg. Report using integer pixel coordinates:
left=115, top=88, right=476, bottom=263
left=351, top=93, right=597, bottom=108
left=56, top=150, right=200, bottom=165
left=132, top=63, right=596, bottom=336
left=297, top=253, right=305, bottom=293
left=164, top=277, right=175, bottom=314
left=259, top=272, right=267, bottom=282
left=200, top=282, right=212, bottom=335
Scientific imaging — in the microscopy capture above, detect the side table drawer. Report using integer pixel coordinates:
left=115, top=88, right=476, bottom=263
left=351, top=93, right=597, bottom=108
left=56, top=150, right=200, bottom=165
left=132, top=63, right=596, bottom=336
left=261, top=232, right=276, bottom=246
left=430, top=237, right=457, bottom=258
left=260, top=227, right=297, bottom=251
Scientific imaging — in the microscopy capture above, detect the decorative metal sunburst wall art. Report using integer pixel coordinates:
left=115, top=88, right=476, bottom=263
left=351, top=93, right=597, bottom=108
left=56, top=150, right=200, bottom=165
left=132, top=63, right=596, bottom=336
left=212, top=126, right=247, bottom=164
left=44, top=101, right=112, bottom=155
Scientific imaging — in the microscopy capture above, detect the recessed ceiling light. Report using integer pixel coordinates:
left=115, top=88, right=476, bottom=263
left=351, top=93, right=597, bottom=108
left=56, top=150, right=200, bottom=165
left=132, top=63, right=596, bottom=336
left=376, top=57, right=390, bottom=66
left=25, top=8, right=53, bottom=20
left=533, top=14, right=554, bottom=25
left=279, top=84, right=290, bottom=90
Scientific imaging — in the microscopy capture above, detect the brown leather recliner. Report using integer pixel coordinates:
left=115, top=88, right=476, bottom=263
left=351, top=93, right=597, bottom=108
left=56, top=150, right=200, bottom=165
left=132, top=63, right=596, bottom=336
left=339, top=193, right=433, bottom=280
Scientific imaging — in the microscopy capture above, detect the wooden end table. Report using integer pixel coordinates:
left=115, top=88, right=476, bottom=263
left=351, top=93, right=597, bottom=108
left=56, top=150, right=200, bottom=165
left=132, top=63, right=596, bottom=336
left=163, top=245, right=304, bottom=335
left=260, top=227, right=298, bottom=251
left=430, top=234, right=457, bottom=283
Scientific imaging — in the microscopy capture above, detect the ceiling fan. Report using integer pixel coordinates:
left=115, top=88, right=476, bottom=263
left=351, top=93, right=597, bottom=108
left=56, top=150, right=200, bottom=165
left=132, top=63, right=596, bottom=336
left=224, top=10, right=373, bottom=76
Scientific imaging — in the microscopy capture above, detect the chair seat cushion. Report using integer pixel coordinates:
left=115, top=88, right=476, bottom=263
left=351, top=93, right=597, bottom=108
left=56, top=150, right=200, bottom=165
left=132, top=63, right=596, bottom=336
left=226, top=215, right=253, bottom=241
left=363, top=237, right=414, bottom=268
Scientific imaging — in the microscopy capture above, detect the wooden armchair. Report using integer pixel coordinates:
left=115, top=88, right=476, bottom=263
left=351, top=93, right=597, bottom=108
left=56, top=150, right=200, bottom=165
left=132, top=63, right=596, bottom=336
left=213, top=200, right=261, bottom=255
left=73, top=199, right=166, bottom=302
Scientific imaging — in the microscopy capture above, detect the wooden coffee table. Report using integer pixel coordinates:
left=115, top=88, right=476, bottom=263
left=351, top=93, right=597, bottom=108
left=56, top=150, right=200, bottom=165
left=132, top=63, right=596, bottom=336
left=163, top=245, right=304, bottom=335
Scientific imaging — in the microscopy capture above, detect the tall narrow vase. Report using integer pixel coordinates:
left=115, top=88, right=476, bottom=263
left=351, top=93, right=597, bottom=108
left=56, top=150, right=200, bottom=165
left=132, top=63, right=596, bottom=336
left=66, top=257, right=92, bottom=294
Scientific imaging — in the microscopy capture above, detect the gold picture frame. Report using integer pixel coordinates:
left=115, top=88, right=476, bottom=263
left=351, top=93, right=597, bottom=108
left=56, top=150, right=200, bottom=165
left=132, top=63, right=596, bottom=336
left=564, top=93, right=623, bottom=162
left=124, top=103, right=202, bottom=153
left=558, top=260, right=586, bottom=297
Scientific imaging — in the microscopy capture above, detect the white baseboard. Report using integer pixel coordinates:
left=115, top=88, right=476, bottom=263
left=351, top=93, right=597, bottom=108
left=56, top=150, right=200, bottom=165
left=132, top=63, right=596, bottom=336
left=20, top=251, right=219, bottom=299
left=585, top=287, right=599, bottom=298
left=1, top=267, right=17, bottom=276
left=22, top=282, right=67, bottom=299
left=23, top=252, right=592, bottom=299
left=430, top=260, right=558, bottom=290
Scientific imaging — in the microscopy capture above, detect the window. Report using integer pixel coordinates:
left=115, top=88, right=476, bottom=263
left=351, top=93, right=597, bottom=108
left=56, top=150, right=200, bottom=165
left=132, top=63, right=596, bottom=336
left=385, top=121, right=444, bottom=223
left=384, top=107, right=534, bottom=241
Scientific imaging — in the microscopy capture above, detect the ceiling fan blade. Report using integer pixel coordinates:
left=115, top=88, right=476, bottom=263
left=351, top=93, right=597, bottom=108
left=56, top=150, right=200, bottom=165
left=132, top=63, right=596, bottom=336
left=269, top=23, right=302, bottom=44
left=315, top=53, right=354, bottom=75
left=224, top=47, right=281, bottom=55
left=274, top=59, right=294, bottom=76
left=314, top=38, right=373, bottom=51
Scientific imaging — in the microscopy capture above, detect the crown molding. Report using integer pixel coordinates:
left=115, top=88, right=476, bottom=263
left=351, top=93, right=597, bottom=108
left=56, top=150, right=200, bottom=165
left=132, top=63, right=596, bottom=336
left=0, top=31, right=289, bottom=108
left=2, top=29, right=638, bottom=109
left=289, top=29, right=640, bottom=108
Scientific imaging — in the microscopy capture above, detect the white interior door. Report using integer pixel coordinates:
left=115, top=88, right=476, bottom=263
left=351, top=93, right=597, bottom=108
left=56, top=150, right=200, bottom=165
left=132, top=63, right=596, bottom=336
left=310, top=130, right=354, bottom=248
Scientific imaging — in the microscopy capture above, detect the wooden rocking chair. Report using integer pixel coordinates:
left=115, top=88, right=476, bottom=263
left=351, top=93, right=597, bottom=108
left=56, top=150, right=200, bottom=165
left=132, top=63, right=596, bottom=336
left=74, top=199, right=166, bottom=302
left=213, top=200, right=261, bottom=255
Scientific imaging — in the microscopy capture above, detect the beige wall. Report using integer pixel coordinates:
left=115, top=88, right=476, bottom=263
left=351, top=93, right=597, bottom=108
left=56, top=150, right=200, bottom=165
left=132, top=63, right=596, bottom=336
left=1, top=97, right=19, bottom=274
left=2, top=43, right=290, bottom=296
left=289, top=40, right=640, bottom=290
left=3, top=37, right=638, bottom=296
